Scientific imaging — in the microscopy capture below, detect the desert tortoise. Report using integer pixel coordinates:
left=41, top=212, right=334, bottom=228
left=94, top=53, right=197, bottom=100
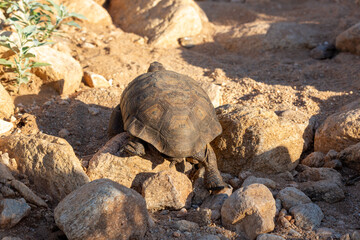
left=108, top=62, right=225, bottom=190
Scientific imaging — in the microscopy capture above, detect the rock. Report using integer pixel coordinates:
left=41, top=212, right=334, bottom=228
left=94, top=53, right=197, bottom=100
left=336, top=22, right=360, bottom=55
left=289, top=203, right=324, bottom=230
left=0, top=120, right=13, bottom=135
left=338, top=142, right=360, bottom=172
left=297, top=168, right=345, bottom=203
left=10, top=180, right=47, bottom=207
left=0, top=133, right=89, bottom=203
left=93, top=0, right=106, bottom=5
left=178, top=37, right=195, bottom=49
left=31, top=46, right=83, bottom=95
left=199, top=82, right=223, bottom=108
left=352, top=231, right=360, bottom=240
left=83, top=71, right=111, bottom=88
left=221, top=184, right=276, bottom=240
left=185, top=208, right=212, bottom=226
left=323, top=159, right=342, bottom=170
left=0, top=83, right=14, bottom=120
left=0, top=163, right=14, bottom=182
left=0, top=153, right=17, bottom=172
left=242, top=176, right=277, bottom=190
left=314, top=103, right=360, bottom=153
left=276, top=187, right=311, bottom=210
left=316, top=227, right=336, bottom=239
left=0, top=198, right=31, bottom=229
left=56, top=0, right=112, bottom=25
left=201, top=187, right=232, bottom=220
left=324, top=149, right=338, bottom=162
left=58, top=128, right=70, bottom=138
left=0, top=186, right=15, bottom=198
left=173, top=220, right=199, bottom=232
left=264, top=22, right=318, bottom=49
left=341, top=234, right=351, bottom=240
left=301, top=152, right=325, bottom=167
left=142, top=170, right=193, bottom=211
left=310, top=42, right=337, bottom=59
left=2, top=237, right=23, bottom=240
left=87, top=133, right=172, bottom=191
left=256, top=234, right=286, bottom=240
left=197, top=235, right=221, bottom=240
left=213, top=105, right=312, bottom=174
left=108, top=0, right=209, bottom=47
left=191, top=176, right=211, bottom=206
left=54, top=179, right=150, bottom=240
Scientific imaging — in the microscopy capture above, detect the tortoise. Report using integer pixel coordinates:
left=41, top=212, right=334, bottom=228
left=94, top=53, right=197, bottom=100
left=108, top=62, right=225, bottom=190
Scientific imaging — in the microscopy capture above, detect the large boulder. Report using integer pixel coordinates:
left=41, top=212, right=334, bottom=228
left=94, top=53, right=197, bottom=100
left=213, top=105, right=313, bottom=175
left=0, top=133, right=89, bottom=203
left=142, top=170, right=193, bottom=211
left=0, top=83, right=14, bottom=120
left=108, top=0, right=209, bottom=47
left=314, top=102, right=360, bottom=153
left=55, top=179, right=150, bottom=240
left=221, top=184, right=276, bottom=240
left=87, top=133, right=173, bottom=191
left=338, top=142, right=360, bottom=172
left=56, top=0, right=112, bottom=26
left=31, top=46, right=83, bottom=95
left=336, top=22, right=360, bottom=55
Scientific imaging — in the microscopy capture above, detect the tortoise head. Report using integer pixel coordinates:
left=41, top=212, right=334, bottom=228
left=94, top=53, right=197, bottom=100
left=147, top=62, right=165, bottom=72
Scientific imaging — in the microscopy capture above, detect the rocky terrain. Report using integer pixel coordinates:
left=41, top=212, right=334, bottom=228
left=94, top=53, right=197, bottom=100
left=1, top=0, right=360, bottom=239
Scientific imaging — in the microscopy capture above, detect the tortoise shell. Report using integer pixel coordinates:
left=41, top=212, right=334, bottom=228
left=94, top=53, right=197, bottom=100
left=120, top=68, right=222, bottom=158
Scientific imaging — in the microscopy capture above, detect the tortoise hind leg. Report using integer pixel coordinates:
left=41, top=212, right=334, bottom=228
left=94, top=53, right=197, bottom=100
left=123, top=134, right=146, bottom=156
left=192, top=144, right=226, bottom=191
left=108, top=104, right=124, bottom=139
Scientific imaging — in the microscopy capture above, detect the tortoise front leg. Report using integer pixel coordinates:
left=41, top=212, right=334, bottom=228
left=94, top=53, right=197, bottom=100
left=192, top=144, right=226, bottom=191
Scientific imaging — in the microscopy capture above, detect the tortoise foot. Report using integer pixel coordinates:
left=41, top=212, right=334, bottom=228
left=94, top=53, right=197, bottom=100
left=204, top=170, right=226, bottom=191
left=124, top=136, right=146, bottom=156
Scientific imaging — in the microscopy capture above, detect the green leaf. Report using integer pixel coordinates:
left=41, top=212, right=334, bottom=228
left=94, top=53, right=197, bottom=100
left=68, top=12, right=86, bottom=20
left=23, top=53, right=36, bottom=58
left=30, top=62, right=51, bottom=68
left=23, top=25, right=37, bottom=37
left=64, top=21, right=81, bottom=29
left=0, top=58, right=14, bottom=67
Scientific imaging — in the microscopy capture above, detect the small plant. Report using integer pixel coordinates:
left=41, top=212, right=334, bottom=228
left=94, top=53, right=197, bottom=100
left=0, top=0, right=85, bottom=86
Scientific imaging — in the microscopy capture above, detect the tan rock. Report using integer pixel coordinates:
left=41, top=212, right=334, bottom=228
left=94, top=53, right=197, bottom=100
left=0, top=83, right=14, bottom=120
left=59, top=0, right=112, bottom=26
left=0, top=163, right=14, bottom=182
left=336, top=22, right=360, bottom=55
left=0, top=120, right=13, bottom=135
left=338, top=142, right=360, bottom=172
left=10, top=180, right=47, bottom=207
left=301, top=152, right=325, bottom=167
left=31, top=46, right=83, bottom=95
left=221, top=183, right=276, bottom=240
left=200, top=82, right=223, bottom=108
left=108, top=0, right=209, bottom=47
left=83, top=71, right=111, bottom=88
left=0, top=133, right=89, bottom=203
left=213, top=105, right=311, bottom=175
left=142, top=170, right=193, bottom=211
left=54, top=179, right=150, bottom=240
left=87, top=133, right=172, bottom=191
left=314, top=103, right=360, bottom=153
left=277, top=187, right=311, bottom=210
left=242, top=176, right=276, bottom=190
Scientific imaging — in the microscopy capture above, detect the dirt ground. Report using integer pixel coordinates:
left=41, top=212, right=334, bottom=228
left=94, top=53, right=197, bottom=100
left=1, top=0, right=360, bottom=239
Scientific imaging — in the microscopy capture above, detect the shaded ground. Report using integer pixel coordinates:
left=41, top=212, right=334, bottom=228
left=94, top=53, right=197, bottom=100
left=1, top=0, right=360, bottom=239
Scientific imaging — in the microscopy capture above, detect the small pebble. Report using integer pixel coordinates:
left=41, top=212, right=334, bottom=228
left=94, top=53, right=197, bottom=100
left=88, top=107, right=100, bottom=116
left=173, top=231, right=181, bottom=238
left=58, top=129, right=70, bottom=138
